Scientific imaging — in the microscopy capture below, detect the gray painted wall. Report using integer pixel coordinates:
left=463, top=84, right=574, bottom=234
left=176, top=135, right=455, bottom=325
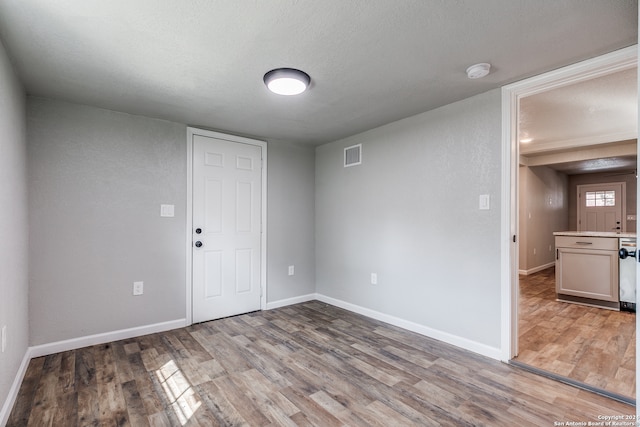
left=28, top=98, right=187, bottom=345
left=266, top=140, right=316, bottom=303
left=0, top=40, right=28, bottom=417
left=315, top=89, right=503, bottom=349
left=26, top=98, right=317, bottom=346
left=518, top=165, right=569, bottom=273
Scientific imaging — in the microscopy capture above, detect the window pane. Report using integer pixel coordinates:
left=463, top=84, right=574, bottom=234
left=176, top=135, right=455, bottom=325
left=584, top=189, right=616, bottom=207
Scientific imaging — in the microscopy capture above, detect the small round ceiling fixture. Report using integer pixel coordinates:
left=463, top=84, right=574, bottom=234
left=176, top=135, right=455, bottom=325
left=264, top=68, right=311, bottom=95
left=466, top=63, right=491, bottom=79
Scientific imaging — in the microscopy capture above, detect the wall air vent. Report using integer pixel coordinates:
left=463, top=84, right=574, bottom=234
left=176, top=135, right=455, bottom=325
left=344, top=144, right=362, bottom=167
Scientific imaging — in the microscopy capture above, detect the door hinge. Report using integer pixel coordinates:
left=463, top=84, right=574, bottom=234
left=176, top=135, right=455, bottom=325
left=512, top=235, right=516, bottom=243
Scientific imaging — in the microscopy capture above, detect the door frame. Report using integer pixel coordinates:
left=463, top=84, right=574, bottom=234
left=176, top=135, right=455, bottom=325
left=186, top=127, right=267, bottom=325
left=500, top=45, right=638, bottom=361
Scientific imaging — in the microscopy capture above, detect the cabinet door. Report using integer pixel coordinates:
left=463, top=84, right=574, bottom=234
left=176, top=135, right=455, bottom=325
left=556, top=248, right=619, bottom=302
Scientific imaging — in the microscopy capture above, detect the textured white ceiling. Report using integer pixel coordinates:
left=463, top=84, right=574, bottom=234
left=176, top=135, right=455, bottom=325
left=0, top=0, right=637, bottom=145
left=520, top=67, right=638, bottom=174
left=520, top=68, right=638, bottom=149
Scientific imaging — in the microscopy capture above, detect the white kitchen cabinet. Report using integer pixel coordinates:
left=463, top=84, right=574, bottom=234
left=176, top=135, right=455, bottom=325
left=555, top=236, right=619, bottom=305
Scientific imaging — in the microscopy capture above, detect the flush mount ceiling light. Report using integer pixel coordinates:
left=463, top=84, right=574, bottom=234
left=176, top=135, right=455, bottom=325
left=264, top=68, right=311, bottom=95
left=466, top=63, right=491, bottom=79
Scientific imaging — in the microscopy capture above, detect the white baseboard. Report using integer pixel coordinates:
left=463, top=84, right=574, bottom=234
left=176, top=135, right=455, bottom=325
left=266, top=293, right=317, bottom=310
left=518, top=261, right=555, bottom=276
left=315, top=294, right=502, bottom=361
left=29, top=318, right=187, bottom=359
left=0, top=348, right=32, bottom=427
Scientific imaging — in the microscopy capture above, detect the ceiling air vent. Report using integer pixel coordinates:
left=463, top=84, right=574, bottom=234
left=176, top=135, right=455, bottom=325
left=344, top=144, right=362, bottom=167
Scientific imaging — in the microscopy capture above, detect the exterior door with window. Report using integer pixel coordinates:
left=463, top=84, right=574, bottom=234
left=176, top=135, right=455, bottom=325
left=577, top=183, right=625, bottom=232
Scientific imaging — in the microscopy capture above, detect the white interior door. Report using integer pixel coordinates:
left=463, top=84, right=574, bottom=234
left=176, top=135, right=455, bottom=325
left=192, top=134, right=262, bottom=323
left=577, top=183, right=625, bottom=232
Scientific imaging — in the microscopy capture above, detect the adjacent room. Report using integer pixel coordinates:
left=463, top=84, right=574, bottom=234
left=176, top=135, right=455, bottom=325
left=515, top=66, right=638, bottom=401
left=0, top=1, right=638, bottom=425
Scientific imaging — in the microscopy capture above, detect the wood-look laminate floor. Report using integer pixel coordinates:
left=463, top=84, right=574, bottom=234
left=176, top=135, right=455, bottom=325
left=8, top=301, right=634, bottom=426
left=515, top=267, right=636, bottom=400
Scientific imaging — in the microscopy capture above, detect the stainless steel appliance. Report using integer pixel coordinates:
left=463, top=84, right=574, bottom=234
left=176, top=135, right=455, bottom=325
left=618, top=237, right=637, bottom=312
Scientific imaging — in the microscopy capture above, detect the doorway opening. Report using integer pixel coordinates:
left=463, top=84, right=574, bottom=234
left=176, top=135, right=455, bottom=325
left=501, top=46, right=638, bottom=403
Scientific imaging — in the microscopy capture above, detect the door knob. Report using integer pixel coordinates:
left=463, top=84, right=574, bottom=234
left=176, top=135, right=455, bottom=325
left=195, top=241, right=203, bottom=248
left=195, top=228, right=202, bottom=234
left=619, top=248, right=636, bottom=259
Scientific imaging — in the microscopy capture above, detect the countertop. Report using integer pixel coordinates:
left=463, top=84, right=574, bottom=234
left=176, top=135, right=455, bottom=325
left=553, top=231, right=637, bottom=238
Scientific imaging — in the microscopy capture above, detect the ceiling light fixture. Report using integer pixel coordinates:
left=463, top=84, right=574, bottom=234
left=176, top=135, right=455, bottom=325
left=264, top=68, right=311, bottom=95
left=466, top=63, right=491, bottom=79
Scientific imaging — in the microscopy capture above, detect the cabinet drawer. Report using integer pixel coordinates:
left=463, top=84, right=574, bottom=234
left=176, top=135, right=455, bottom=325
left=555, top=236, right=618, bottom=250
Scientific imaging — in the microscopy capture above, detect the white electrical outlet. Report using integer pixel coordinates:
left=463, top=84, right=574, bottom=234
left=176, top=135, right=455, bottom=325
left=288, top=265, right=295, bottom=276
left=1, top=325, right=6, bottom=353
left=133, top=281, right=144, bottom=296
left=533, top=248, right=536, bottom=255
left=371, top=273, right=378, bottom=285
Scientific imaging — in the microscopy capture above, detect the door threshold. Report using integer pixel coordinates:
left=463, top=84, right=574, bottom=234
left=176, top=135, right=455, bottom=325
left=508, top=359, right=635, bottom=406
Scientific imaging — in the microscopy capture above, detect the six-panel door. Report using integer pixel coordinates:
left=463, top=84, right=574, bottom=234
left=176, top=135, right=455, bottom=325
left=192, top=135, right=262, bottom=323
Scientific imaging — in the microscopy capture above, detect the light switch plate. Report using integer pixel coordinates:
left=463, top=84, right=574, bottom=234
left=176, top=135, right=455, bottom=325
left=288, top=265, right=295, bottom=276
left=479, top=194, right=490, bottom=210
left=160, top=204, right=175, bottom=217
left=133, top=281, right=144, bottom=296
left=1, top=325, right=6, bottom=353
